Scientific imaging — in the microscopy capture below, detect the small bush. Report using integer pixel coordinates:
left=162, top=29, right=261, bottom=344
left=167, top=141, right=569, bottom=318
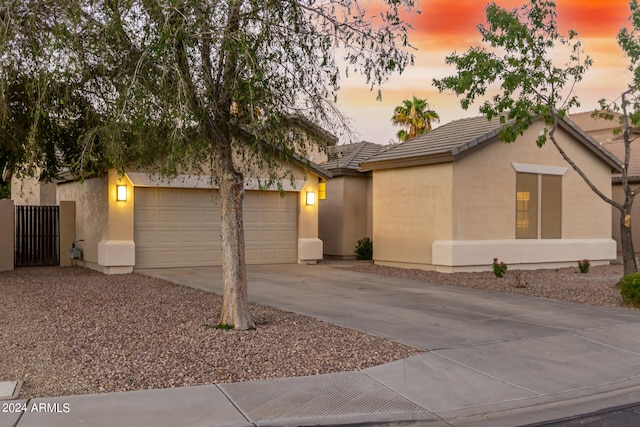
left=355, top=237, right=373, bottom=260
left=492, top=258, right=508, bottom=278
left=578, top=259, right=590, bottom=274
left=620, top=273, right=640, bottom=306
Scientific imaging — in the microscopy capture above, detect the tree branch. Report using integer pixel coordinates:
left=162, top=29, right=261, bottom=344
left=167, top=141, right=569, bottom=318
left=548, top=115, right=623, bottom=211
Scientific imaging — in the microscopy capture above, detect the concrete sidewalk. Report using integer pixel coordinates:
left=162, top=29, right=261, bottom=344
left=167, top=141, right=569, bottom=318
left=4, top=262, right=640, bottom=426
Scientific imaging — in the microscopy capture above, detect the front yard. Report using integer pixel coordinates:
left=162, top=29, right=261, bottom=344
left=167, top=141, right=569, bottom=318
left=0, top=267, right=421, bottom=399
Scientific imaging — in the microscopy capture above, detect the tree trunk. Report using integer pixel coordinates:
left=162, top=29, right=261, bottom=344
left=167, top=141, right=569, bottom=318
left=218, top=158, right=255, bottom=330
left=620, top=207, right=638, bottom=276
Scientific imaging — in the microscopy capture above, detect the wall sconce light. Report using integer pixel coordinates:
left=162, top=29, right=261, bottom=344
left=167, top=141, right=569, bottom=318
left=318, top=182, right=326, bottom=200
left=116, top=185, right=127, bottom=201
left=306, top=191, right=316, bottom=206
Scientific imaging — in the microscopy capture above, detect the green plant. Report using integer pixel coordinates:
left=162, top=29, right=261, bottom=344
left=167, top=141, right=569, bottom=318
left=578, top=259, right=590, bottom=274
left=202, top=323, right=234, bottom=330
left=355, top=237, right=373, bottom=260
left=492, top=258, right=508, bottom=278
left=215, top=323, right=234, bottom=330
left=620, top=272, right=640, bottom=306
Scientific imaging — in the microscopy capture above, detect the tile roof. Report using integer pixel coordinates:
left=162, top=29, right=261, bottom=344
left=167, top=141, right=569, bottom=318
left=360, top=115, right=503, bottom=166
left=320, top=141, right=386, bottom=172
left=601, top=137, right=640, bottom=181
left=360, top=114, right=621, bottom=172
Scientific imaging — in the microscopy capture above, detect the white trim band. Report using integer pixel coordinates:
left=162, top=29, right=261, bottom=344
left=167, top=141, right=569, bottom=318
left=512, top=163, right=568, bottom=175
left=433, top=239, right=616, bottom=268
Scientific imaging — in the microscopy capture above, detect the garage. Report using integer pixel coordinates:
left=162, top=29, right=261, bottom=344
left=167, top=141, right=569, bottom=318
left=134, top=187, right=298, bottom=268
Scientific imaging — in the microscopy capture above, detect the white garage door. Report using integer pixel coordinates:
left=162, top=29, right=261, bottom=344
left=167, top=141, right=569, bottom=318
left=134, top=187, right=297, bottom=268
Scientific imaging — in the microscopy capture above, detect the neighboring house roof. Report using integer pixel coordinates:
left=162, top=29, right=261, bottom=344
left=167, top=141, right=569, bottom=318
left=569, top=111, right=622, bottom=134
left=569, top=111, right=640, bottom=182
left=360, top=114, right=622, bottom=172
left=603, top=141, right=640, bottom=182
left=320, top=141, right=387, bottom=176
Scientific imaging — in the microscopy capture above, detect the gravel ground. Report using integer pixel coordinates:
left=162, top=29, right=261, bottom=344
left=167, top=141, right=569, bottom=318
left=0, top=267, right=421, bottom=399
left=348, top=262, right=633, bottom=309
left=2, top=263, right=635, bottom=400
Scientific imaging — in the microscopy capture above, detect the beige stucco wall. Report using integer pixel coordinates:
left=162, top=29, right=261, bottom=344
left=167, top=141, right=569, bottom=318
left=318, top=175, right=371, bottom=259
left=452, top=122, right=612, bottom=241
left=366, top=177, right=374, bottom=238
left=57, top=172, right=135, bottom=273
left=0, top=199, right=14, bottom=271
left=107, top=171, right=135, bottom=241
left=59, top=201, right=76, bottom=267
left=319, top=177, right=344, bottom=256
left=297, top=174, right=320, bottom=239
left=11, top=174, right=56, bottom=205
left=56, top=176, right=109, bottom=268
left=372, top=163, right=454, bottom=268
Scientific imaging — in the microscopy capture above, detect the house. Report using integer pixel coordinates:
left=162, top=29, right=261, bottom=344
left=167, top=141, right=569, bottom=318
left=359, top=115, right=621, bottom=272
left=318, top=141, right=386, bottom=259
left=10, top=126, right=334, bottom=274
left=570, top=111, right=640, bottom=256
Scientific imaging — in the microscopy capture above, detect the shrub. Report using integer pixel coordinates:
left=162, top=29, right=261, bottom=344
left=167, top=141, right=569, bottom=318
left=355, top=237, right=373, bottom=260
left=620, top=273, right=640, bottom=307
left=578, top=259, right=590, bottom=273
left=492, top=258, right=508, bottom=278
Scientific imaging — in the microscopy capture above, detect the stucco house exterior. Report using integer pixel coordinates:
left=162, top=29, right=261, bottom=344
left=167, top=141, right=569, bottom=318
left=359, top=115, right=621, bottom=272
left=11, top=128, right=334, bottom=274
left=569, top=111, right=640, bottom=257
left=318, top=141, right=385, bottom=259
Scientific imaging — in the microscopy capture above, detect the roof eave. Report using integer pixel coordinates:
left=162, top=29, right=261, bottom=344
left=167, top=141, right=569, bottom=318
left=558, top=117, right=623, bottom=173
left=291, top=154, right=333, bottom=180
left=612, top=175, right=640, bottom=184
left=360, top=153, right=454, bottom=171
left=326, top=167, right=370, bottom=177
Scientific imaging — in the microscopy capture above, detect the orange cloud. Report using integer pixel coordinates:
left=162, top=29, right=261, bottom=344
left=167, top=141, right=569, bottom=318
left=408, top=0, right=631, bottom=51
left=556, top=1, right=630, bottom=36
left=338, top=0, right=636, bottom=144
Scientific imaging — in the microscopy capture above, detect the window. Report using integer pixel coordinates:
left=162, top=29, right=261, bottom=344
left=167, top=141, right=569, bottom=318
left=516, top=172, right=561, bottom=239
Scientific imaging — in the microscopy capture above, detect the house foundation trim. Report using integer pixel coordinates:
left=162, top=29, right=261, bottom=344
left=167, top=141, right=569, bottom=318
left=432, top=239, right=616, bottom=272
left=298, top=238, right=323, bottom=264
left=97, top=240, right=135, bottom=274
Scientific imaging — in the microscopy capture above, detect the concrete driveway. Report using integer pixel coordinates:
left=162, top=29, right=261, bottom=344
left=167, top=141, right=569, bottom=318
left=138, top=262, right=640, bottom=426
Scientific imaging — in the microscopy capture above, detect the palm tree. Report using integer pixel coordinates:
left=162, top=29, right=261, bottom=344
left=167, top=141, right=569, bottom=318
left=391, top=96, right=440, bottom=142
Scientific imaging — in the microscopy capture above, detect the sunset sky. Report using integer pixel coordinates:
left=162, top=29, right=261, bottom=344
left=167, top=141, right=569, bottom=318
left=337, top=0, right=634, bottom=145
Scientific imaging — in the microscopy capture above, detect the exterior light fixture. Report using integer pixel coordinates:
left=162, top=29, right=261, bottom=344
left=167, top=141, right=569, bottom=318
left=306, top=191, right=315, bottom=206
left=116, top=185, right=127, bottom=201
left=318, top=182, right=326, bottom=200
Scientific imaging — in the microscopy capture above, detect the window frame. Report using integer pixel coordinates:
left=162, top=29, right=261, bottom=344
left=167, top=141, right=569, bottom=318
left=512, top=163, right=566, bottom=240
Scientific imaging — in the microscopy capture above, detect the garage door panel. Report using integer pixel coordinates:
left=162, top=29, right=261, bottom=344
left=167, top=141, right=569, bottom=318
left=135, top=188, right=296, bottom=268
left=155, top=209, right=180, bottom=222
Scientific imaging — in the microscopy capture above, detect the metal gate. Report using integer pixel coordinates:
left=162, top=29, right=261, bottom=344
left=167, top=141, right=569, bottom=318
left=15, top=206, right=60, bottom=267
